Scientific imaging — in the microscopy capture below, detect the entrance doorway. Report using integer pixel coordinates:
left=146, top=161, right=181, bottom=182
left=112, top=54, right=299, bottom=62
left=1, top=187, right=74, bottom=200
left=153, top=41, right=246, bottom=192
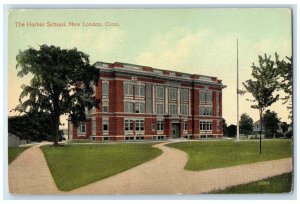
left=172, top=123, right=180, bottom=138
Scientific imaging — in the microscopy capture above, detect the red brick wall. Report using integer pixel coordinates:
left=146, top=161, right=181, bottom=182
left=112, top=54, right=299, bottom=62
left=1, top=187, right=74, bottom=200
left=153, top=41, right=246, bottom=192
left=115, top=80, right=124, bottom=112
left=212, top=91, right=216, bottom=116
left=192, top=89, right=199, bottom=116
left=109, top=80, right=115, bottom=113
left=145, top=117, right=155, bottom=135
left=164, top=118, right=172, bottom=138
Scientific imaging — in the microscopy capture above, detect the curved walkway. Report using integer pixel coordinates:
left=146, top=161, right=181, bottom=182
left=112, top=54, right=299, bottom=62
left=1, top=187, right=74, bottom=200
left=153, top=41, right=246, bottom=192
left=8, top=142, right=292, bottom=194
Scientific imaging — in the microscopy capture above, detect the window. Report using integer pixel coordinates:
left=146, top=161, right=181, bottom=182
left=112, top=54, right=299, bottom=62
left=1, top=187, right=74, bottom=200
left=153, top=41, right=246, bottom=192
left=200, top=121, right=212, bottom=131
left=156, top=103, right=164, bottom=115
left=206, top=107, right=212, bottom=116
left=124, top=101, right=134, bottom=113
left=124, top=83, right=133, bottom=95
left=200, top=92, right=206, bottom=102
left=135, top=120, right=144, bottom=131
left=206, top=92, right=212, bottom=102
left=102, top=101, right=109, bottom=112
left=181, top=104, right=188, bottom=115
left=183, top=121, right=188, bottom=131
left=135, top=85, right=145, bottom=97
left=169, top=103, right=177, bottom=115
left=200, top=121, right=205, bottom=131
left=199, top=90, right=212, bottom=103
left=199, top=106, right=212, bottom=115
left=124, top=119, right=134, bottom=131
left=200, top=106, right=205, bottom=115
left=216, top=92, right=220, bottom=116
left=157, top=120, right=164, bottom=131
left=135, top=102, right=145, bottom=113
left=181, top=89, right=189, bottom=101
left=102, top=118, right=109, bottom=132
left=92, top=118, right=96, bottom=135
left=217, top=120, right=220, bottom=131
left=102, top=82, right=108, bottom=96
left=169, top=88, right=177, bottom=100
left=78, top=123, right=86, bottom=133
left=206, top=121, right=212, bottom=131
left=156, top=86, right=164, bottom=99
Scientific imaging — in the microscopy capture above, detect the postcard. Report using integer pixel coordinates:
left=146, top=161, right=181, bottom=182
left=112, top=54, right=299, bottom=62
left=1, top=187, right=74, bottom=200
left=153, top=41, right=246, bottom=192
left=7, top=8, right=293, bottom=195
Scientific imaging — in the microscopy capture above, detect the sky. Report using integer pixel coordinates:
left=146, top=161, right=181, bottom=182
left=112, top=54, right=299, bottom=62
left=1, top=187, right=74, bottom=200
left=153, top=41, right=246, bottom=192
left=8, top=8, right=292, bottom=127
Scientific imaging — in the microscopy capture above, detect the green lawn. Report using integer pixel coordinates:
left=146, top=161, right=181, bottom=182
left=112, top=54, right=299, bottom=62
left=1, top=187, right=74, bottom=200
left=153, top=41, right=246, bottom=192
left=8, top=147, right=29, bottom=164
left=211, top=172, right=292, bottom=194
left=41, top=143, right=162, bottom=191
left=167, top=139, right=292, bottom=171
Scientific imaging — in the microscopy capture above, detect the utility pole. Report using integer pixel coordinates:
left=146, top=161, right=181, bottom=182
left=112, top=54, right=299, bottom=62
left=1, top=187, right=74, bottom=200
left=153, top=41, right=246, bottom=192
left=236, top=38, right=240, bottom=141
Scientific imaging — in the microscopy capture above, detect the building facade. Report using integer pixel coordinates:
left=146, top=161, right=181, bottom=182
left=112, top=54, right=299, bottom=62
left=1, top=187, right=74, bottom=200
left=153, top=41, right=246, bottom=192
left=68, top=62, right=226, bottom=141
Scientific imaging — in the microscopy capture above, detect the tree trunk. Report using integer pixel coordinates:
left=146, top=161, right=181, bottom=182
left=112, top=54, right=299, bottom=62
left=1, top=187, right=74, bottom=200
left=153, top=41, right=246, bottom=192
left=53, top=116, right=60, bottom=146
left=259, top=109, right=262, bottom=155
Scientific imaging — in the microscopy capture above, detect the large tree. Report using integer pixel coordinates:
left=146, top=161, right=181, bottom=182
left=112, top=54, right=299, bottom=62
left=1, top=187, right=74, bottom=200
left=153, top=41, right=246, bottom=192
left=239, top=113, right=253, bottom=136
left=263, top=110, right=281, bottom=138
left=242, top=54, right=279, bottom=154
left=14, top=45, right=99, bottom=145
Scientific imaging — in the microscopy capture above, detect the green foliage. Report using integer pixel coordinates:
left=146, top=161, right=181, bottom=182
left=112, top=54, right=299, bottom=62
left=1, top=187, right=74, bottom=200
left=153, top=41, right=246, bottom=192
left=281, top=122, right=289, bottom=135
left=211, top=172, right=292, bottom=194
left=263, top=110, right=281, bottom=138
left=275, top=53, right=292, bottom=119
left=239, top=113, right=254, bottom=136
left=167, top=140, right=292, bottom=171
left=8, top=112, right=62, bottom=142
left=8, top=147, right=29, bottom=164
left=242, top=54, right=279, bottom=112
left=227, top=124, right=237, bottom=137
left=14, top=45, right=99, bottom=144
left=41, top=143, right=162, bottom=191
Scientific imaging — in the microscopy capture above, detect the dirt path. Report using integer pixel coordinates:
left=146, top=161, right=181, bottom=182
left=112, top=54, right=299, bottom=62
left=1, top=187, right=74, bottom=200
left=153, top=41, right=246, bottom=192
left=8, top=142, right=292, bottom=194
left=8, top=143, right=61, bottom=194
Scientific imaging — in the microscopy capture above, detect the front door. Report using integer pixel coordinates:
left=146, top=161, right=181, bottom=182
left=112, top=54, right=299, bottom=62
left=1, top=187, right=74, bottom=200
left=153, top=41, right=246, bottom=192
left=172, top=123, right=179, bottom=138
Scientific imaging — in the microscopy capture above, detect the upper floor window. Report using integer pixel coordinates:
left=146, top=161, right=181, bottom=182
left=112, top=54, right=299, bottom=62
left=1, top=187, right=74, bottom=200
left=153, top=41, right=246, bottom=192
left=102, top=101, right=109, bottom=112
left=135, top=102, right=145, bottom=113
left=169, top=88, right=177, bottom=100
left=181, top=89, right=189, bottom=101
left=135, top=85, right=145, bottom=97
left=124, top=83, right=133, bottom=96
left=169, top=103, right=177, bottom=115
left=124, top=101, right=134, bottom=113
left=156, top=103, right=164, bottom=115
left=181, top=104, right=188, bottom=115
left=199, top=106, right=212, bottom=116
left=200, top=90, right=212, bottom=104
left=102, top=82, right=109, bottom=96
left=156, top=86, right=164, bottom=99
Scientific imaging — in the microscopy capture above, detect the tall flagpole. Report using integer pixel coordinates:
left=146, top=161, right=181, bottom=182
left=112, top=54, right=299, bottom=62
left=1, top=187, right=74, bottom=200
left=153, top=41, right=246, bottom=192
left=236, top=38, right=240, bottom=141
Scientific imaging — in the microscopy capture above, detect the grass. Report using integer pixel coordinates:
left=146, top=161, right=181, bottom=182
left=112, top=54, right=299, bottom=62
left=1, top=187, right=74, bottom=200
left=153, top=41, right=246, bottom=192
left=166, top=139, right=292, bottom=171
left=8, top=147, right=29, bottom=164
left=211, top=172, right=292, bottom=194
left=41, top=143, right=162, bottom=191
